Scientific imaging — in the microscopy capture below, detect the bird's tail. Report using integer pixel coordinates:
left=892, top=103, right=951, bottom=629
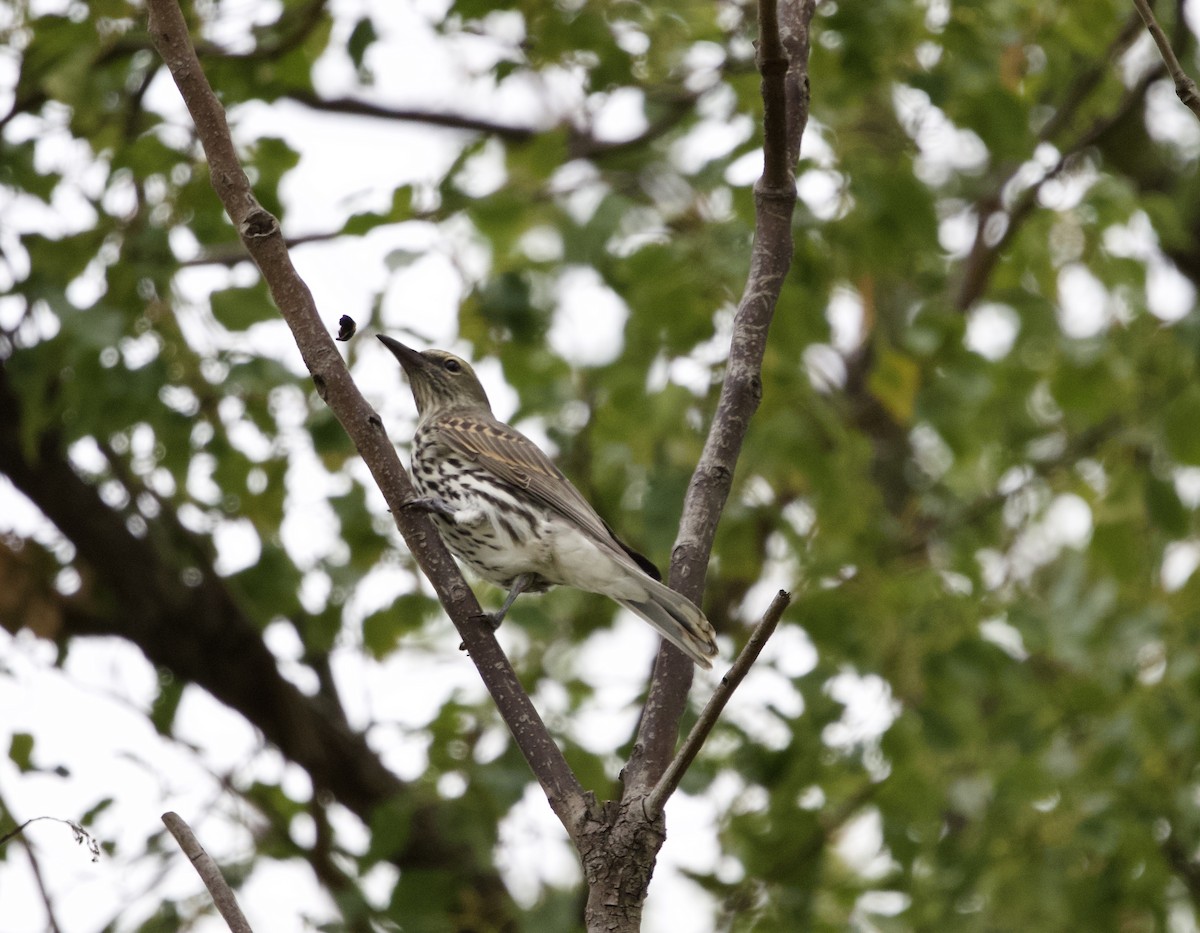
left=617, top=577, right=719, bottom=669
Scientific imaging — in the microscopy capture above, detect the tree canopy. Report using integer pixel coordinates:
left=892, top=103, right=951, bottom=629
left=4, top=0, right=1200, bottom=930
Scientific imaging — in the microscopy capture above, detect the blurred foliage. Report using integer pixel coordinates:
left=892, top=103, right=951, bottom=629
left=4, top=0, right=1200, bottom=929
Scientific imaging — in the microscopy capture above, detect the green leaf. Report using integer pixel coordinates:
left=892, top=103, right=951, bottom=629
left=868, top=347, right=921, bottom=425
left=1164, top=385, right=1200, bottom=465
left=347, top=18, right=378, bottom=70
left=344, top=186, right=414, bottom=237
left=150, top=676, right=185, bottom=736
left=363, top=796, right=416, bottom=867
left=79, top=797, right=115, bottom=827
left=1145, top=476, right=1187, bottom=537
left=8, top=733, right=35, bottom=773
left=362, top=594, right=434, bottom=658
left=210, top=282, right=276, bottom=331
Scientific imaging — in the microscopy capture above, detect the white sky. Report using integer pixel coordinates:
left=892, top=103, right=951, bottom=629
left=2, top=1, right=1198, bottom=931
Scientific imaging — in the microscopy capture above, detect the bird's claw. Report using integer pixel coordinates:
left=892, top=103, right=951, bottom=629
left=459, top=612, right=502, bottom=652
left=401, top=496, right=457, bottom=519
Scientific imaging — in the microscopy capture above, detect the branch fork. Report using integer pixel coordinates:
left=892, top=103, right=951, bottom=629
left=145, top=0, right=815, bottom=924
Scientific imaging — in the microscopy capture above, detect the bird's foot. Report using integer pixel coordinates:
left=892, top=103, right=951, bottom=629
left=457, top=575, right=537, bottom=651
left=458, top=611, right=504, bottom=652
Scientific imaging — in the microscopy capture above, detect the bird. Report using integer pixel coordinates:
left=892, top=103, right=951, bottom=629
left=377, top=334, right=719, bottom=668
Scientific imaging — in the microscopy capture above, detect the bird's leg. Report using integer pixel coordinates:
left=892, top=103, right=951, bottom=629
left=488, top=573, right=535, bottom=629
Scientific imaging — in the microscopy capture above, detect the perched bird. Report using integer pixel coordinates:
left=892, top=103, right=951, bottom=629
left=378, top=335, right=718, bottom=668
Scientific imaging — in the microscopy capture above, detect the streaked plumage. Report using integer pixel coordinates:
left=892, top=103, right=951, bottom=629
left=378, top=334, right=718, bottom=668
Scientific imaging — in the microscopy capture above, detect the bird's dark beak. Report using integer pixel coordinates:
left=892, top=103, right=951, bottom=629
left=377, top=334, right=429, bottom=377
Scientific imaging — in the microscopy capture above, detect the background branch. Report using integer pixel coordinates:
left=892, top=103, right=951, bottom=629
left=283, top=90, right=540, bottom=140
left=0, top=367, right=524, bottom=921
left=282, top=88, right=701, bottom=160
left=954, top=58, right=1164, bottom=311
left=0, top=805, right=101, bottom=933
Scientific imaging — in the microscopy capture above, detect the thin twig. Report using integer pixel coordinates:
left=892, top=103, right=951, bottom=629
left=0, top=806, right=102, bottom=933
left=144, top=0, right=591, bottom=840
left=645, top=590, right=791, bottom=818
left=0, top=815, right=100, bottom=860
left=0, top=810, right=65, bottom=933
left=161, top=813, right=255, bottom=933
left=22, top=835, right=64, bottom=933
left=282, top=88, right=700, bottom=161
left=179, top=230, right=351, bottom=266
left=1133, top=0, right=1200, bottom=119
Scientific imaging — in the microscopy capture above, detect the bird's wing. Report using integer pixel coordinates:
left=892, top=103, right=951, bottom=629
left=435, top=412, right=659, bottom=577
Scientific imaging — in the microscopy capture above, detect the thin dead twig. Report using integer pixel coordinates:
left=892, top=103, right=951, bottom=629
left=162, top=812, right=255, bottom=933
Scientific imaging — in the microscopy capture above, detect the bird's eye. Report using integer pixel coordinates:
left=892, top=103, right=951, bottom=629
left=444, top=359, right=462, bottom=374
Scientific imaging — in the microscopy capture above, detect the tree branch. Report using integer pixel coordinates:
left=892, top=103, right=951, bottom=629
left=0, top=807, right=74, bottom=933
left=0, top=367, right=528, bottom=924
left=623, top=0, right=815, bottom=798
left=283, top=89, right=540, bottom=140
left=1162, top=831, right=1200, bottom=905
left=954, top=60, right=1164, bottom=311
left=1133, top=0, right=1200, bottom=120
left=0, top=805, right=100, bottom=933
left=283, top=87, right=701, bottom=161
left=645, top=590, right=791, bottom=819
left=162, top=812, right=255, bottom=933
left=1036, top=12, right=1144, bottom=145
left=144, top=0, right=592, bottom=840
left=0, top=370, right=391, bottom=816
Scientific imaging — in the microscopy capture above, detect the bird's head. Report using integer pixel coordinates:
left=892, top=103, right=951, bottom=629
left=377, top=335, right=492, bottom=419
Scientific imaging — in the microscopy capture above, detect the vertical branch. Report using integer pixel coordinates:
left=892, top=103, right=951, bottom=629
left=623, top=0, right=816, bottom=797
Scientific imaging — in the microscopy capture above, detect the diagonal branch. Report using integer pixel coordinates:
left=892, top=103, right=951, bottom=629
left=144, top=0, right=592, bottom=840
left=954, top=61, right=1164, bottom=311
left=0, top=368, right=521, bottom=922
left=622, top=0, right=815, bottom=798
left=1133, top=0, right=1200, bottom=119
left=645, top=590, right=791, bottom=818
left=162, top=812, right=255, bottom=933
